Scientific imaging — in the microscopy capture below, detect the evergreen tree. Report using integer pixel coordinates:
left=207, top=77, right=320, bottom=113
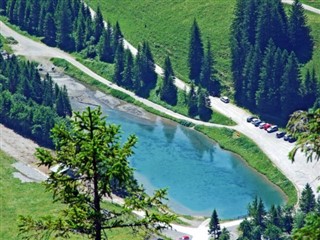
left=238, top=218, right=252, bottom=239
left=200, top=40, right=219, bottom=95
left=112, top=21, right=123, bottom=57
left=113, top=43, right=125, bottom=86
left=299, top=183, right=316, bottom=214
left=197, top=88, right=212, bottom=121
left=188, top=83, right=198, bottom=118
left=93, top=6, right=104, bottom=44
left=29, top=0, right=40, bottom=35
left=188, top=19, right=204, bottom=84
left=122, top=49, right=134, bottom=89
left=208, top=209, right=221, bottom=239
left=280, top=52, right=302, bottom=120
left=0, top=0, right=7, bottom=13
left=242, top=44, right=261, bottom=110
left=302, top=68, right=318, bottom=109
left=289, top=0, right=313, bottom=63
left=256, top=40, right=277, bottom=114
left=42, top=13, right=56, bottom=46
left=97, top=26, right=113, bottom=63
left=73, top=9, right=86, bottom=52
left=248, top=197, right=266, bottom=228
left=134, top=41, right=157, bottom=96
left=55, top=0, right=74, bottom=51
left=219, top=228, right=230, bottom=240
left=159, top=56, right=177, bottom=105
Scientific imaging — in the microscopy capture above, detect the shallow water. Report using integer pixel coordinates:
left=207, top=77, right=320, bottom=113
left=64, top=77, right=285, bottom=219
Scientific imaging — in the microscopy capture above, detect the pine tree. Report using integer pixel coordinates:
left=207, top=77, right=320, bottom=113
left=256, top=40, right=276, bottom=114
left=159, top=56, right=177, bottom=105
left=197, top=88, right=212, bottom=121
left=135, top=41, right=157, bottom=96
left=280, top=52, right=302, bottom=120
left=42, top=13, right=56, bottom=46
left=55, top=0, right=74, bottom=52
left=208, top=209, right=221, bottom=239
left=122, top=49, right=134, bottom=89
left=112, top=21, right=123, bottom=57
left=248, top=197, right=266, bottom=228
left=93, top=6, right=104, bottom=44
left=187, top=83, right=198, bottom=118
left=200, top=40, right=218, bottom=95
left=299, top=183, right=316, bottom=214
left=113, top=43, right=125, bottom=86
left=302, top=68, right=318, bottom=109
left=188, top=19, right=204, bottom=84
left=289, top=0, right=313, bottom=63
left=97, top=26, right=113, bottom=63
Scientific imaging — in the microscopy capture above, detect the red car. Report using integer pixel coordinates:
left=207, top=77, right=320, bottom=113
left=263, top=123, right=271, bottom=130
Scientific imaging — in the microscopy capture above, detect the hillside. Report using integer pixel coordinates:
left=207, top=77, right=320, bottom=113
left=85, top=0, right=236, bottom=90
left=85, top=0, right=320, bottom=93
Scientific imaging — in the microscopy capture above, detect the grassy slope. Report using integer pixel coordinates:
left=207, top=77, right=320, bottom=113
left=301, top=0, right=320, bottom=9
left=85, top=0, right=236, bottom=90
left=85, top=0, right=320, bottom=88
left=0, top=151, right=142, bottom=240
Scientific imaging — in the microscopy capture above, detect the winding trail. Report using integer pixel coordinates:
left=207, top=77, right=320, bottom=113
left=1, top=2, right=320, bottom=239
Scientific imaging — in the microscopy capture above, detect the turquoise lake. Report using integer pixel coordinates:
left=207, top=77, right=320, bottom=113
left=70, top=88, right=286, bottom=219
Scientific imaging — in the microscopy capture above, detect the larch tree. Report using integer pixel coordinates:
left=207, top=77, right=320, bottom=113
left=18, top=107, right=175, bottom=240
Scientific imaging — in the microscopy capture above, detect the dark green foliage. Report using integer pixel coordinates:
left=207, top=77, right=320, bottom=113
left=42, top=13, right=56, bottom=46
left=197, top=88, right=212, bottom=121
left=248, top=197, right=266, bottom=228
left=159, top=56, right=177, bottom=105
left=55, top=0, right=74, bottom=51
left=97, top=25, right=113, bottom=63
left=280, top=52, right=302, bottom=120
left=208, top=209, right=221, bottom=239
left=122, top=49, right=134, bottom=89
left=134, top=41, right=157, bottom=97
left=188, top=19, right=203, bottom=84
left=231, top=0, right=314, bottom=124
left=299, top=183, right=316, bottom=214
left=113, top=42, right=125, bottom=85
left=219, top=228, right=230, bottom=240
left=200, top=41, right=220, bottom=96
left=289, top=0, right=314, bottom=63
left=0, top=49, right=71, bottom=146
left=93, top=6, right=104, bottom=44
left=187, top=83, right=198, bottom=118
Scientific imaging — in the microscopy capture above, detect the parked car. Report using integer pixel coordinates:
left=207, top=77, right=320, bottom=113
left=288, top=136, right=296, bottom=143
left=179, top=236, right=190, bottom=240
left=284, top=134, right=296, bottom=143
left=247, top=116, right=256, bottom=122
left=267, top=125, right=278, bottom=133
left=251, top=118, right=260, bottom=125
left=284, top=134, right=290, bottom=141
left=254, top=119, right=262, bottom=127
left=263, top=123, right=272, bottom=130
left=258, top=122, right=266, bottom=129
left=276, top=131, right=286, bottom=138
left=220, top=96, right=229, bottom=103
